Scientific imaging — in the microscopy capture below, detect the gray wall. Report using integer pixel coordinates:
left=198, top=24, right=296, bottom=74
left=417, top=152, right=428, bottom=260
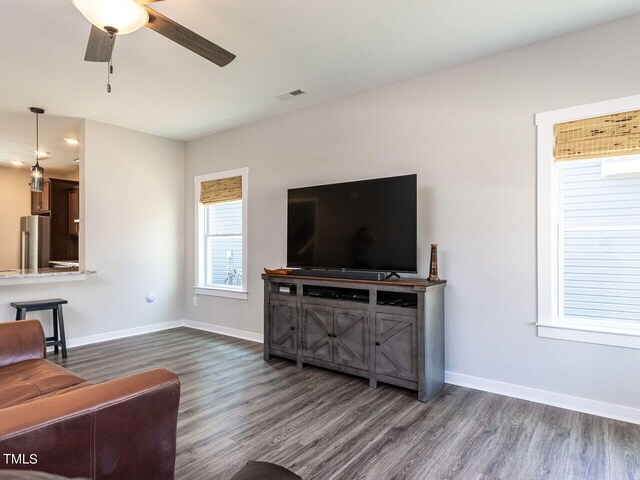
left=184, top=14, right=640, bottom=409
left=0, top=120, right=185, bottom=340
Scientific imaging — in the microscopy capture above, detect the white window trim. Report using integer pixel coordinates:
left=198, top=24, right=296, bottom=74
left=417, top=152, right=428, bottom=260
left=536, top=94, right=640, bottom=349
left=194, top=286, right=248, bottom=300
left=194, top=167, right=249, bottom=300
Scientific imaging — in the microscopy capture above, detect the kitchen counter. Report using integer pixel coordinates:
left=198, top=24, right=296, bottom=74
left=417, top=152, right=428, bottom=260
left=0, top=268, right=96, bottom=286
left=49, top=261, right=80, bottom=268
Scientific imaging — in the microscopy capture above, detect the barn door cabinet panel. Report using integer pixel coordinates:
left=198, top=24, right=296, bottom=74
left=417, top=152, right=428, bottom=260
left=269, top=300, right=297, bottom=357
left=301, top=304, right=334, bottom=363
left=300, top=305, right=370, bottom=369
left=333, top=309, right=369, bottom=370
left=262, top=274, right=446, bottom=402
left=375, top=313, right=417, bottom=381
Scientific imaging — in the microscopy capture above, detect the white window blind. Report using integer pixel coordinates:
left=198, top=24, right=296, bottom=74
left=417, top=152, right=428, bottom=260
left=205, top=200, right=243, bottom=288
left=560, top=158, right=640, bottom=322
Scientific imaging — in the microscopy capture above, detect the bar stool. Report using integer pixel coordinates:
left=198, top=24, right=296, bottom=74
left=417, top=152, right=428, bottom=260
left=11, top=298, right=68, bottom=359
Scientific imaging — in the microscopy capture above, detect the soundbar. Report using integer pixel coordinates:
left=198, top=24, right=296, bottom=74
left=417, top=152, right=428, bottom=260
left=293, top=269, right=387, bottom=281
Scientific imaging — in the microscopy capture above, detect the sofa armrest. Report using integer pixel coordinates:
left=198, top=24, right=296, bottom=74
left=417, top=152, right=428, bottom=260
left=0, top=320, right=45, bottom=368
left=0, top=368, right=180, bottom=480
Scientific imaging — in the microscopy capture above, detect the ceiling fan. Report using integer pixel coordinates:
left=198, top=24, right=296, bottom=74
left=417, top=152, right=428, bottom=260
left=70, top=0, right=236, bottom=67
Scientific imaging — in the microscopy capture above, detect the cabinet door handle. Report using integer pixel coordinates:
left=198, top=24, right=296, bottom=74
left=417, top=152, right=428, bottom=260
left=375, top=341, right=381, bottom=346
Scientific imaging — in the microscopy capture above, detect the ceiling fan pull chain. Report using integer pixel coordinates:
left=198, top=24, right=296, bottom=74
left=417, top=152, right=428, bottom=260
left=106, top=59, right=112, bottom=93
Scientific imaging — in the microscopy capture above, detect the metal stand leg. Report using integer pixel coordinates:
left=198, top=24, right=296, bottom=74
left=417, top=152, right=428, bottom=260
left=52, top=308, right=59, bottom=354
left=57, top=306, right=67, bottom=359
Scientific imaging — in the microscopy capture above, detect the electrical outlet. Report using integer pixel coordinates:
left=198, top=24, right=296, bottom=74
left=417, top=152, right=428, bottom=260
left=193, top=296, right=198, bottom=306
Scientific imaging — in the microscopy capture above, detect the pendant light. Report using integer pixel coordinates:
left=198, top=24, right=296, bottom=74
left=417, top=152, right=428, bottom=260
left=30, top=107, right=45, bottom=193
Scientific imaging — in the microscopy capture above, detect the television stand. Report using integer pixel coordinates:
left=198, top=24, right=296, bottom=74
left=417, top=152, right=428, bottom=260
left=293, top=269, right=386, bottom=281
left=262, top=273, right=447, bottom=402
left=384, top=272, right=401, bottom=281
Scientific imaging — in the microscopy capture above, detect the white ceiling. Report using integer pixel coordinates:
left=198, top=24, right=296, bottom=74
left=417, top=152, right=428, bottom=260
left=0, top=112, right=80, bottom=173
left=1, top=1, right=640, bottom=141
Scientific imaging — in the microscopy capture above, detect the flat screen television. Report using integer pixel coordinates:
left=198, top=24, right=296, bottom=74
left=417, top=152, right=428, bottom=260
left=287, top=174, right=417, bottom=273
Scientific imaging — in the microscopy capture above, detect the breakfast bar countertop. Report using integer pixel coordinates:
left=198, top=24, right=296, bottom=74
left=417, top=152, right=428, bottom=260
left=0, top=268, right=96, bottom=286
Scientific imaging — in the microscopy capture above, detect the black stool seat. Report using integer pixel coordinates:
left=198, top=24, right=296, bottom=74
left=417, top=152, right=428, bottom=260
left=11, top=298, right=68, bottom=310
left=11, top=298, right=68, bottom=359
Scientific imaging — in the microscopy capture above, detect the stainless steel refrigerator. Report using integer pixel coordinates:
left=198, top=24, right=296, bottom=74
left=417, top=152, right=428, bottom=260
left=20, top=216, right=50, bottom=270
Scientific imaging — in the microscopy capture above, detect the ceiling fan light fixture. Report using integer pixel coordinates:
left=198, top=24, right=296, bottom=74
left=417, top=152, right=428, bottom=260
left=70, top=0, right=149, bottom=35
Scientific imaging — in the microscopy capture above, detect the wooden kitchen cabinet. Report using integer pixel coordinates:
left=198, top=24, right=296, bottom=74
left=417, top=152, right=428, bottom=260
left=68, top=188, right=79, bottom=236
left=30, top=178, right=79, bottom=263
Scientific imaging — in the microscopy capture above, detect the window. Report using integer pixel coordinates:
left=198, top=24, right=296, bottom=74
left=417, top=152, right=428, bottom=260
left=195, top=168, right=248, bottom=299
left=537, top=96, right=640, bottom=348
left=559, top=158, right=640, bottom=322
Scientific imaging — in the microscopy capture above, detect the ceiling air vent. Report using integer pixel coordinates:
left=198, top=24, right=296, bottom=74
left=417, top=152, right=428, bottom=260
left=275, top=89, right=308, bottom=101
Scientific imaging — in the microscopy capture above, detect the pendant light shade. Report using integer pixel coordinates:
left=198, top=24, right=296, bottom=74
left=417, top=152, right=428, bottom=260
left=29, top=107, right=45, bottom=193
left=70, top=0, right=149, bottom=35
left=31, top=162, right=44, bottom=193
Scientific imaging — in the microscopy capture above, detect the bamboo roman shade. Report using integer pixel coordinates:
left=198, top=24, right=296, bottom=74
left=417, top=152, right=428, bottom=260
left=554, top=110, right=640, bottom=161
left=200, top=176, right=242, bottom=205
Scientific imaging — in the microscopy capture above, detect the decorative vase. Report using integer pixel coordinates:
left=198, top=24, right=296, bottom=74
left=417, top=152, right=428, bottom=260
left=428, top=244, right=440, bottom=282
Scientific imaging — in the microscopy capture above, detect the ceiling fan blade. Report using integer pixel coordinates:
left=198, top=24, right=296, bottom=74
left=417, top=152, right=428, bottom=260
left=143, top=7, right=236, bottom=67
left=84, top=25, right=116, bottom=62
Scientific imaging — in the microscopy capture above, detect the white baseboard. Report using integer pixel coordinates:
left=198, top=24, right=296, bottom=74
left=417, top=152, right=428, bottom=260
left=61, top=319, right=262, bottom=350
left=183, top=319, right=263, bottom=343
left=445, top=371, right=640, bottom=425
left=65, top=320, right=183, bottom=349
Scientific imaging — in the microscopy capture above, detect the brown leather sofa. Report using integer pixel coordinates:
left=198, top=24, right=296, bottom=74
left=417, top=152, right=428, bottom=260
left=0, top=320, right=180, bottom=479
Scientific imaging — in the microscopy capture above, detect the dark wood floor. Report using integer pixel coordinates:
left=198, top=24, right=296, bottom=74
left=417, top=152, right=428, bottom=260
left=53, top=327, right=640, bottom=480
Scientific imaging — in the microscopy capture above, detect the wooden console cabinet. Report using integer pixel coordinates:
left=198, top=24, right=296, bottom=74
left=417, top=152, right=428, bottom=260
left=262, top=273, right=446, bottom=402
